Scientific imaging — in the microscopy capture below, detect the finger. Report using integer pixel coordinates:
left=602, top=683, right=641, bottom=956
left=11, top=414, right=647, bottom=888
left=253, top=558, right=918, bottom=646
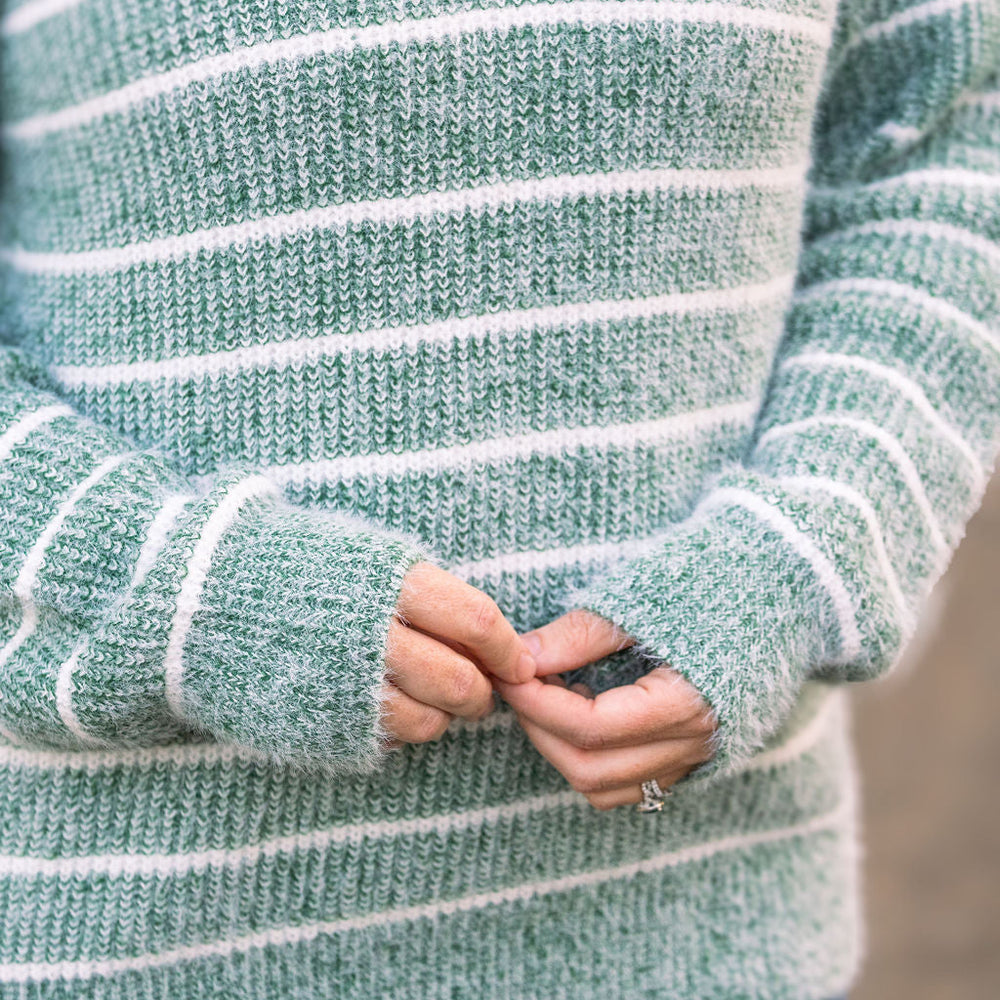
left=385, top=621, right=494, bottom=719
left=520, top=609, right=635, bottom=676
left=379, top=682, right=452, bottom=744
left=542, top=675, right=568, bottom=687
left=496, top=667, right=713, bottom=749
left=583, top=767, right=690, bottom=811
left=517, top=713, right=710, bottom=795
left=396, top=562, right=534, bottom=683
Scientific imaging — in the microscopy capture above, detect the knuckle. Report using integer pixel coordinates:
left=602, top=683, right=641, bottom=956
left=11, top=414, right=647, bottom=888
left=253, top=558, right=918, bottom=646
left=441, top=665, right=479, bottom=712
left=411, top=708, right=450, bottom=744
left=468, top=597, right=502, bottom=642
left=697, top=710, right=719, bottom=736
left=565, top=719, right=607, bottom=750
left=565, top=608, right=601, bottom=648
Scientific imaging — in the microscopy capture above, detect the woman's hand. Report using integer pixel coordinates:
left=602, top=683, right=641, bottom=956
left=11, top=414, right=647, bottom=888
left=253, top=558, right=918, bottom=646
left=494, top=610, right=718, bottom=809
left=382, top=561, right=536, bottom=745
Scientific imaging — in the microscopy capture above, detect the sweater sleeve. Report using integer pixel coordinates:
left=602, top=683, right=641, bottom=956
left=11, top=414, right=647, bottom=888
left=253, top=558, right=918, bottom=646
left=0, top=344, right=436, bottom=768
left=557, top=0, right=1000, bottom=779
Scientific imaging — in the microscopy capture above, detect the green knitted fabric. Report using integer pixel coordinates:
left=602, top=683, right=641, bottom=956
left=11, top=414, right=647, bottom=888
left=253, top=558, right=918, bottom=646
left=0, top=0, right=997, bottom=994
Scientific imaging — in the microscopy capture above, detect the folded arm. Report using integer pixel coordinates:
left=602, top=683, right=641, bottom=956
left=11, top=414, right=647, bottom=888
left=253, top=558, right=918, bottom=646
left=501, top=0, right=1000, bottom=789
left=0, top=342, right=437, bottom=764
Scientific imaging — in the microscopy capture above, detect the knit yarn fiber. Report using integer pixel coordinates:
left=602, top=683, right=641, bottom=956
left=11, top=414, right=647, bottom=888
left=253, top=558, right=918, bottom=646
left=0, top=0, right=997, bottom=995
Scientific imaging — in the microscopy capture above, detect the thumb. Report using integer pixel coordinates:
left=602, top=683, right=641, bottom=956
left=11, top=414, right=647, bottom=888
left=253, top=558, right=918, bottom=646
left=520, top=609, right=636, bottom=676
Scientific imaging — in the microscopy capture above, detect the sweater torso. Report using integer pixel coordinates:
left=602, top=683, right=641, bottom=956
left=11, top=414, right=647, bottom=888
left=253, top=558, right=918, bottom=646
left=1, top=0, right=833, bottom=623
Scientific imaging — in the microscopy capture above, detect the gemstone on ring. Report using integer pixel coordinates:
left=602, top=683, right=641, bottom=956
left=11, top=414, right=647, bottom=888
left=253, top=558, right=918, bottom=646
left=637, top=778, right=669, bottom=813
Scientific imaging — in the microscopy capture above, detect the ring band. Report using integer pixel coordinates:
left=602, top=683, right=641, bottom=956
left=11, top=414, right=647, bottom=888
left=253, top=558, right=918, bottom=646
left=637, top=778, right=670, bottom=813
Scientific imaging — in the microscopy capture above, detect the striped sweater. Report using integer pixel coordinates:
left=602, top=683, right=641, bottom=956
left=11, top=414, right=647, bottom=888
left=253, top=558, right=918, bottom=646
left=0, top=0, right=997, bottom=995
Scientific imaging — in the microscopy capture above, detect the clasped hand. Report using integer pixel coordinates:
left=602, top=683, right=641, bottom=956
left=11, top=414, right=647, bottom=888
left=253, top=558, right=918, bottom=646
left=383, top=562, right=717, bottom=809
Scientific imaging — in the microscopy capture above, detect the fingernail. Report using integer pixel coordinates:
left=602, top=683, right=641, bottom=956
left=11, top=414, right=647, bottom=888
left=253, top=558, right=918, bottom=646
left=519, top=650, right=537, bottom=680
left=522, top=633, right=542, bottom=658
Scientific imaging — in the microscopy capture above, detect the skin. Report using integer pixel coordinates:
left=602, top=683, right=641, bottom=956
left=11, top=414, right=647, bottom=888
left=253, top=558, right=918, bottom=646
left=494, top=609, right=718, bottom=809
left=385, top=562, right=719, bottom=810
left=381, top=561, right=535, bottom=744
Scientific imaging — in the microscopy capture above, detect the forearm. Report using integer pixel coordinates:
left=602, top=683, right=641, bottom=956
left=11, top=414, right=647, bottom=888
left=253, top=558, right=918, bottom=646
left=0, top=346, right=435, bottom=765
left=556, top=9, right=1000, bottom=777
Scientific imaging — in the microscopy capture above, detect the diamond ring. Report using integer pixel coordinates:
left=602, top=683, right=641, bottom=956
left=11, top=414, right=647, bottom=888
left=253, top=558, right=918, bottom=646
left=637, top=778, right=670, bottom=813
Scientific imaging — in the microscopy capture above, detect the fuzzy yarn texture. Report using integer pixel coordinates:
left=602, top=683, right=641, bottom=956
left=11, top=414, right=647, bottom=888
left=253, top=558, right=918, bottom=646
left=0, top=0, right=998, bottom=995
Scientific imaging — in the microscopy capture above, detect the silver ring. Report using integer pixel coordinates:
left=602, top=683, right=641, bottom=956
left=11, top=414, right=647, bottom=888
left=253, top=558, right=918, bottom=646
left=637, top=778, right=670, bottom=813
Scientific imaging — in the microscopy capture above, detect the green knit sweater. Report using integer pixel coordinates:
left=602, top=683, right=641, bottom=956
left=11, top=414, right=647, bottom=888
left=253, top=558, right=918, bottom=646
left=0, top=0, right=996, bottom=994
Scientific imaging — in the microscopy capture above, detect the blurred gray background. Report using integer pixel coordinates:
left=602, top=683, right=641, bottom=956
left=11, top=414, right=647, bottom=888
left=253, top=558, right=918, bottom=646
left=850, top=470, right=1000, bottom=1000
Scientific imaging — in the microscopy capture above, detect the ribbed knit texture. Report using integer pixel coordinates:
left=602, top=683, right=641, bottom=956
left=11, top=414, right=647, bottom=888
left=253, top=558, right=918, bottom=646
left=0, top=0, right=996, bottom=995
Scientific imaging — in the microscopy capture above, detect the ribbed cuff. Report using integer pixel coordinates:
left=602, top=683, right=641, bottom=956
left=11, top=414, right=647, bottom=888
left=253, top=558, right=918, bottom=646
left=556, top=469, right=901, bottom=780
left=168, top=474, right=435, bottom=773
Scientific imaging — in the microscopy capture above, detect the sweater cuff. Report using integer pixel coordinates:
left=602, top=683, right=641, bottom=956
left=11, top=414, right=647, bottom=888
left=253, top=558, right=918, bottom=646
left=556, top=469, right=903, bottom=780
left=160, top=471, right=434, bottom=772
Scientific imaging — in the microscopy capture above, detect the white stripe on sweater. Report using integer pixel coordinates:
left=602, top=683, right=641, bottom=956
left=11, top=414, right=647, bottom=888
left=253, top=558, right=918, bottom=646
left=875, top=121, right=924, bottom=145
left=757, top=415, right=949, bottom=553
left=0, top=709, right=518, bottom=764
left=55, top=493, right=195, bottom=743
left=130, top=493, right=196, bottom=590
left=50, top=273, right=795, bottom=388
left=0, top=689, right=842, bottom=880
left=748, top=687, right=844, bottom=772
left=698, top=486, right=864, bottom=663
left=0, top=721, right=24, bottom=744
left=451, top=533, right=670, bottom=581
left=0, top=800, right=848, bottom=981
left=825, top=0, right=976, bottom=76
left=0, top=681, right=502, bottom=766
left=807, top=219, right=1000, bottom=275
left=0, top=403, right=72, bottom=462
left=4, top=1, right=831, bottom=139
left=268, top=399, right=758, bottom=485
left=820, top=0, right=977, bottom=86
left=0, top=789, right=579, bottom=879
left=0, top=162, right=807, bottom=274
left=809, top=167, right=1000, bottom=200
left=779, top=350, right=986, bottom=491
left=162, top=475, right=278, bottom=721
left=772, top=475, right=912, bottom=633
left=0, top=735, right=264, bottom=769
left=0, top=0, right=83, bottom=36
left=856, top=0, right=974, bottom=45
left=0, top=453, right=133, bottom=675
left=53, top=646, right=96, bottom=743
left=793, top=277, right=1000, bottom=359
